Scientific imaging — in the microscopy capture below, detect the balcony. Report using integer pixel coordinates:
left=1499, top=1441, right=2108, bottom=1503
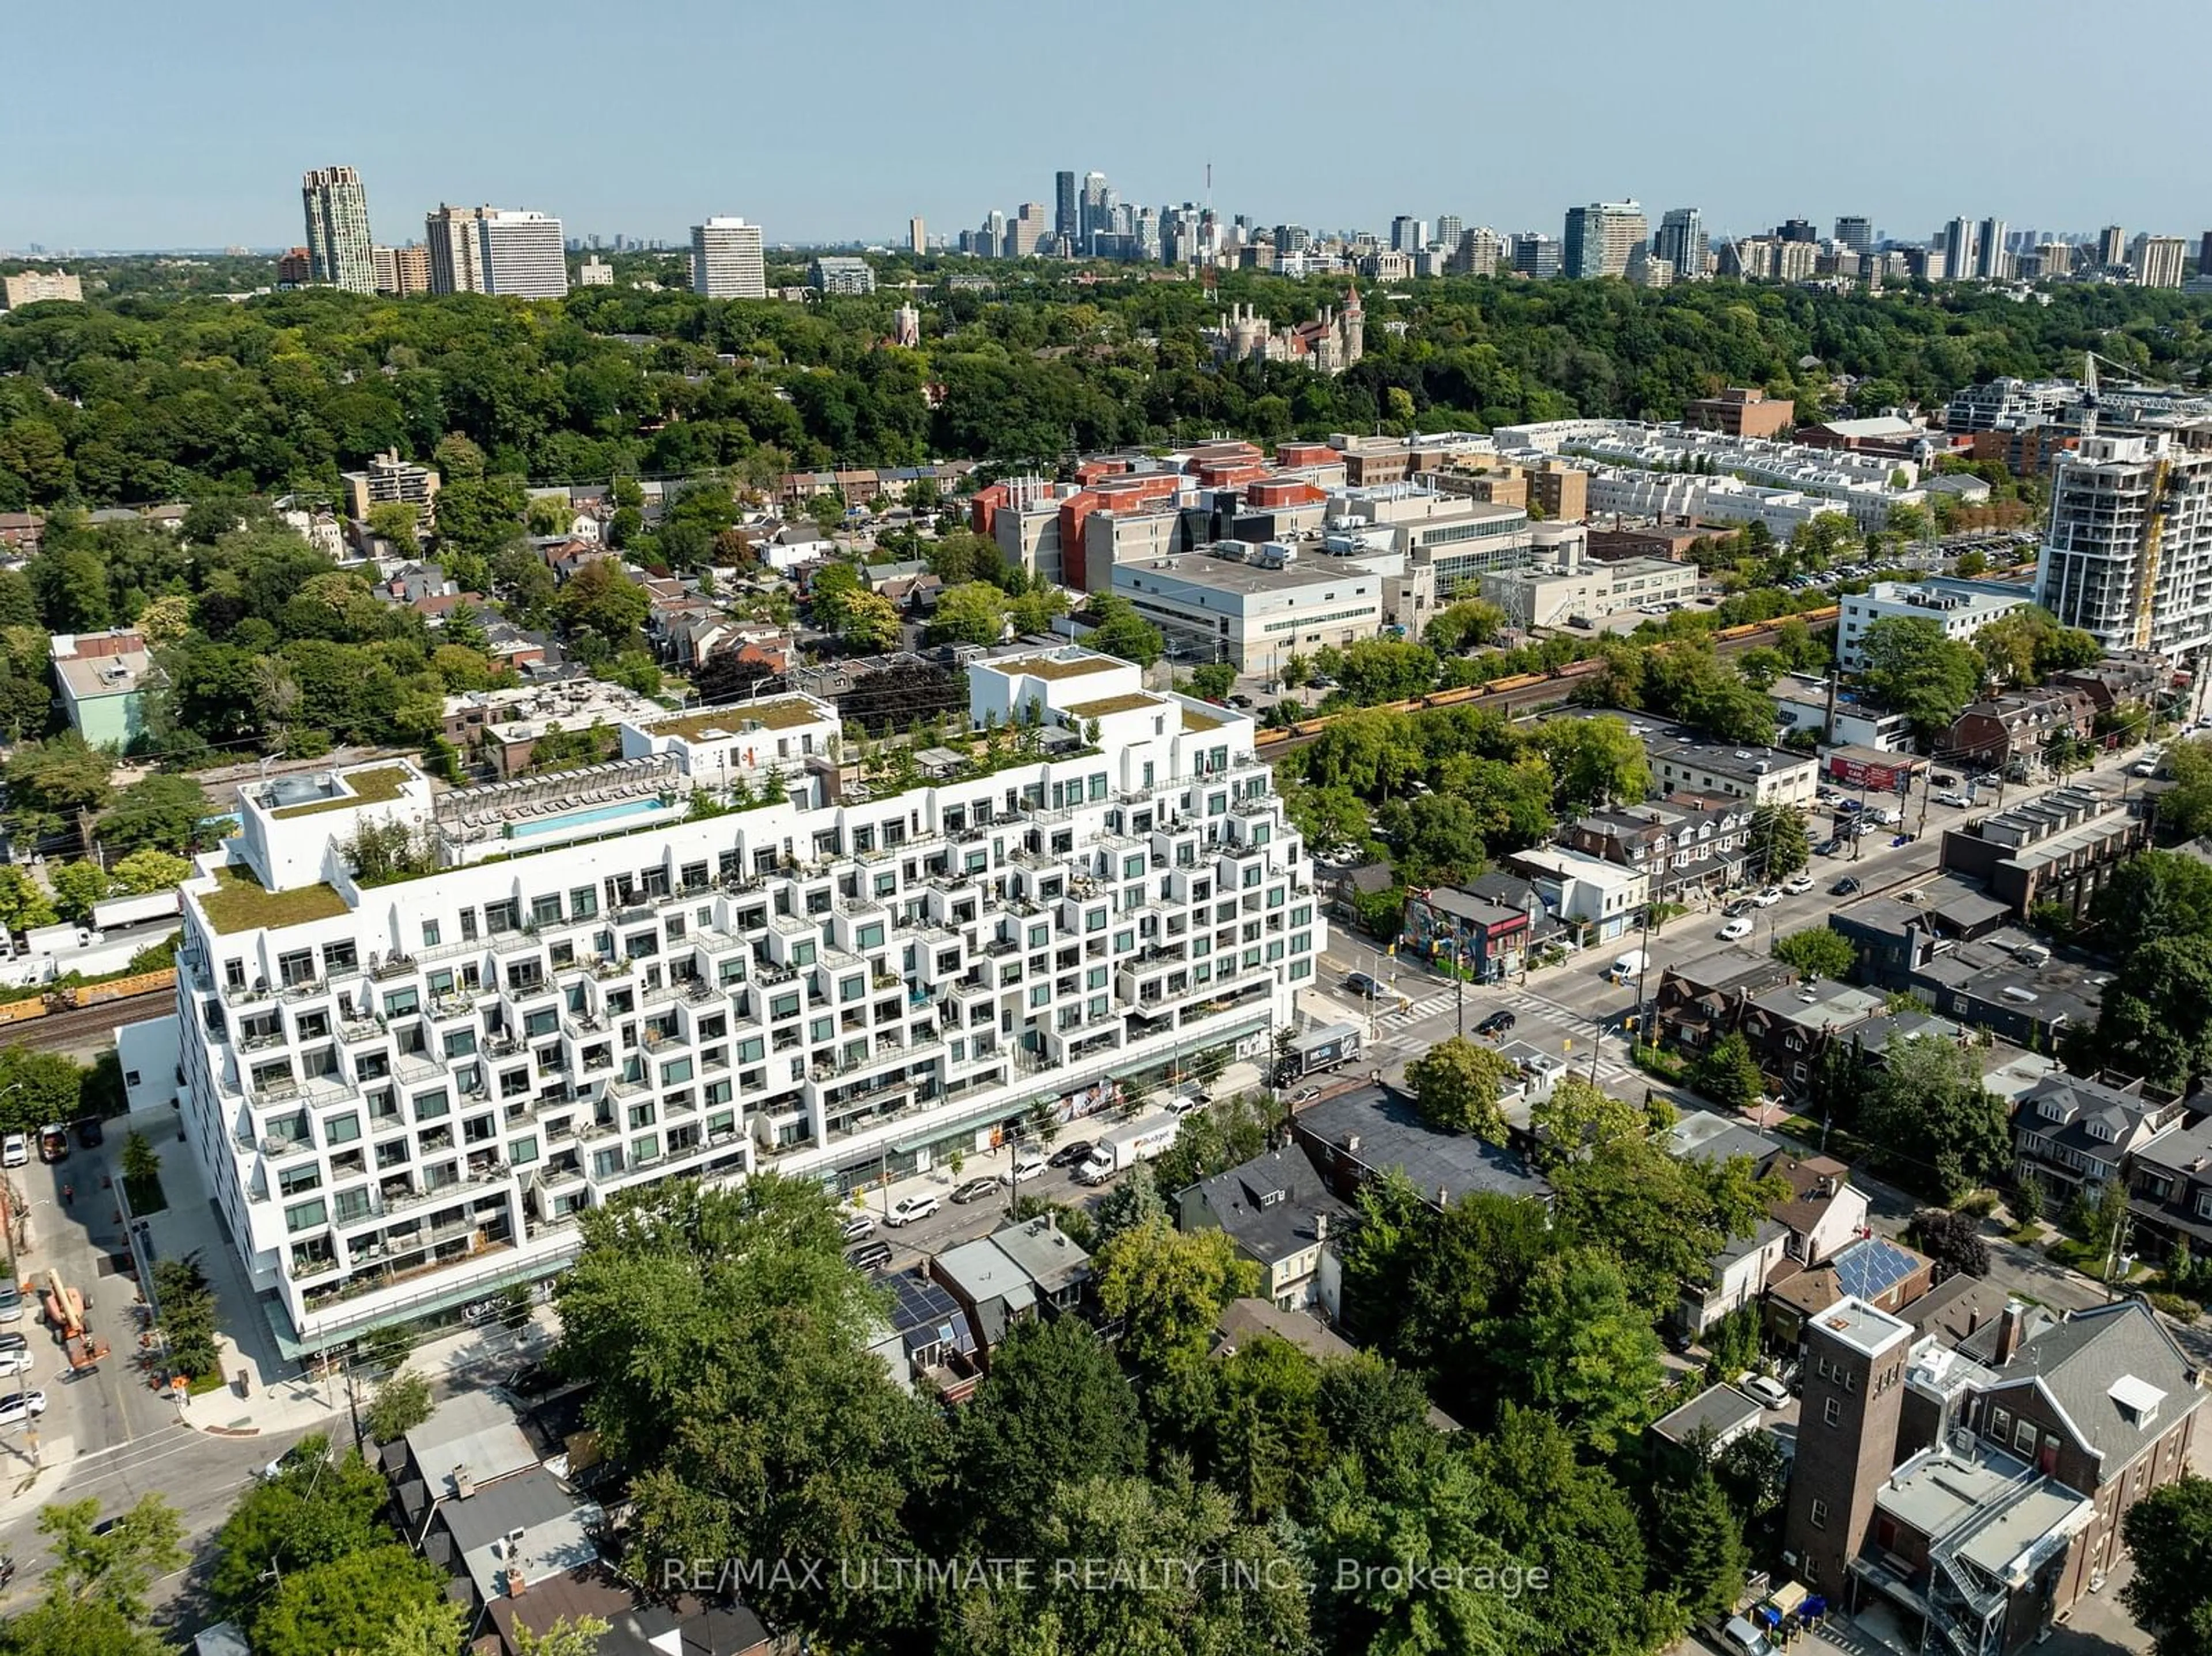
left=369, top=954, right=419, bottom=981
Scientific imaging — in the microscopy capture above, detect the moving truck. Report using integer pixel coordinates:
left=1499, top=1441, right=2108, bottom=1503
left=1074, top=1119, right=1180, bottom=1185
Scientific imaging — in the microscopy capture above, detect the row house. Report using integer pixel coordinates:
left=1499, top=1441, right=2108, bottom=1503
left=2012, top=1071, right=2188, bottom=1217
left=1566, top=791, right=1754, bottom=902
left=2123, top=1113, right=2212, bottom=1264
left=1651, top=948, right=1798, bottom=1051
left=1737, top=978, right=1888, bottom=1101
left=1939, top=686, right=2096, bottom=771
left=1938, top=783, right=2151, bottom=922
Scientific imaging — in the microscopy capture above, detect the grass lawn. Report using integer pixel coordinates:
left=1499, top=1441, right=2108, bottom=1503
left=200, top=866, right=351, bottom=935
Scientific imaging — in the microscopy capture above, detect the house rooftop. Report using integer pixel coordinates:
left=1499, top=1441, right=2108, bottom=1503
left=989, top=1214, right=1093, bottom=1297
left=199, top=865, right=351, bottom=936
left=989, top=651, right=1121, bottom=682
left=1808, top=1295, right=1915, bottom=1359
left=1876, top=1442, right=2092, bottom=1583
left=650, top=695, right=827, bottom=738
left=1294, top=1085, right=1552, bottom=1208
left=1185, top=1147, right=1353, bottom=1267
left=1067, top=692, right=1162, bottom=719
left=1650, top=1383, right=1766, bottom=1450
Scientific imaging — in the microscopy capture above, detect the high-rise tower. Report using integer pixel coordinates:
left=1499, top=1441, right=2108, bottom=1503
left=301, top=166, right=375, bottom=293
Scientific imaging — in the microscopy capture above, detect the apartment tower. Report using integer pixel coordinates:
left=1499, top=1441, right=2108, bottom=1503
left=476, top=211, right=569, bottom=300
left=691, top=217, right=767, bottom=299
left=425, top=206, right=488, bottom=295
left=301, top=166, right=376, bottom=293
left=1562, top=201, right=1648, bottom=280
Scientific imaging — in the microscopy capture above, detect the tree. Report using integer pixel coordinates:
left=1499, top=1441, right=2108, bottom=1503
left=1750, top=801, right=1810, bottom=880
left=97, top=774, right=214, bottom=857
left=2098, top=933, right=2212, bottom=1094
left=837, top=590, right=903, bottom=653
left=1424, top=599, right=1507, bottom=655
left=952, top=1317, right=1145, bottom=1553
left=36, top=1495, right=184, bottom=1623
left=210, top=1438, right=391, bottom=1617
left=364, top=500, right=423, bottom=548
left=0, top=1049, right=91, bottom=1134
left=1908, top=1208, right=1992, bottom=1282
left=1091, top=1162, right=1168, bottom=1243
left=5, top=735, right=114, bottom=848
left=1772, top=925, right=1857, bottom=981
left=1084, top=593, right=1164, bottom=668
left=513, top=1617, right=615, bottom=1656
left=47, top=861, right=109, bottom=923
left=1404, top=1036, right=1516, bottom=1137
left=1649, top=1462, right=1749, bottom=1623
left=2162, top=740, right=2212, bottom=842
left=250, top=1544, right=450, bottom=1656
left=0, top=867, right=56, bottom=931
left=549, top=1176, right=940, bottom=1646
left=555, top=560, right=650, bottom=650
left=363, top=1369, right=433, bottom=1442
left=925, top=580, right=1009, bottom=646
left=1187, top=662, right=1237, bottom=701
left=1536, top=714, right=1651, bottom=811
left=1092, top=1218, right=1259, bottom=1373
left=2124, top=1476, right=2212, bottom=1656
left=1546, top=1132, right=1783, bottom=1319
left=1506, top=1247, right=1662, bottom=1454
left=150, top=1252, right=219, bottom=1380
left=1859, top=1033, right=2012, bottom=1201
left=2094, top=851, right=2212, bottom=950
left=1692, top=1030, right=1766, bottom=1112
left=0, top=1596, right=169, bottom=1656
left=1859, top=615, right=1984, bottom=736
left=107, top=849, right=192, bottom=897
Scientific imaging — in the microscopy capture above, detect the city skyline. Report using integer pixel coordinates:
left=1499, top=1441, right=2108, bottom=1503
left=9, top=0, right=2212, bottom=249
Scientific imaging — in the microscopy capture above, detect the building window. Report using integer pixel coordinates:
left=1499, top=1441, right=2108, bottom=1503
left=1808, top=1498, right=1829, bottom=1530
left=1823, top=1397, right=1842, bottom=1427
left=2014, top=1416, right=2037, bottom=1454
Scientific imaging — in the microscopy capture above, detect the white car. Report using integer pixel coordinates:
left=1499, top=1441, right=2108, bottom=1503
left=0, top=1347, right=29, bottom=1378
left=1783, top=874, right=1815, bottom=895
left=0, top=1391, right=47, bottom=1426
left=1006, top=1154, right=1047, bottom=1184
left=1739, top=1374, right=1791, bottom=1410
left=883, top=1195, right=940, bottom=1228
left=0, top=1136, right=24, bottom=1170
left=1718, top=918, right=1755, bottom=941
left=1936, top=791, right=1972, bottom=808
left=1751, top=888, right=1783, bottom=908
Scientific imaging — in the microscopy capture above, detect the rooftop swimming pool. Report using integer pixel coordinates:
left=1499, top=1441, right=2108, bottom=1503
left=509, top=795, right=669, bottom=839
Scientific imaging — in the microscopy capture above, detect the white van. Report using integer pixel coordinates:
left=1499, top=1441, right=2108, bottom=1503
left=1716, top=1617, right=1773, bottom=1656
left=1608, top=949, right=1649, bottom=983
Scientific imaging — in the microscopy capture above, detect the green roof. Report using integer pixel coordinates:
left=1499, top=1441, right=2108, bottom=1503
left=271, top=765, right=411, bottom=819
left=653, top=698, right=824, bottom=739
left=1181, top=707, right=1226, bottom=732
left=993, top=653, right=1118, bottom=682
left=1067, top=692, right=1160, bottom=718
left=199, top=866, right=351, bottom=935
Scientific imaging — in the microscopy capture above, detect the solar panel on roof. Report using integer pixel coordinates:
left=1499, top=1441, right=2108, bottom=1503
left=1834, top=1238, right=1916, bottom=1301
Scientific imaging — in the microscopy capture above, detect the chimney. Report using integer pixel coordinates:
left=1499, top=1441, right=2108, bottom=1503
left=1994, top=1299, right=2025, bottom=1366
left=1438, top=1184, right=1450, bottom=1208
left=453, top=1465, right=475, bottom=1500
left=1314, top=1211, right=1331, bottom=1242
left=504, top=1567, right=527, bottom=1598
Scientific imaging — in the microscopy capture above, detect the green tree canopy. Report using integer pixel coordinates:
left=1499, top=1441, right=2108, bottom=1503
left=1859, top=615, right=1985, bottom=736
left=1772, top=925, right=1857, bottom=980
left=1405, top=1036, right=1517, bottom=1137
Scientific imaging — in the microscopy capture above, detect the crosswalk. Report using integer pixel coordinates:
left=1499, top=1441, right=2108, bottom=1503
left=1380, top=986, right=1643, bottom=1092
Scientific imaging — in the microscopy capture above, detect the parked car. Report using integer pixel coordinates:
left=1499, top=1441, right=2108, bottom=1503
left=844, top=1240, right=894, bottom=1272
left=1164, top=1093, right=1206, bottom=1117
left=73, top=1117, right=103, bottom=1149
left=0, top=1392, right=47, bottom=1427
left=1740, top=1373, right=1791, bottom=1410
left=1006, top=1155, right=1046, bottom=1184
left=36, top=1126, right=66, bottom=1165
left=1751, top=888, right=1783, bottom=908
left=884, top=1194, right=940, bottom=1227
left=1933, top=772, right=1959, bottom=787
left=1783, top=873, right=1815, bottom=895
left=1287, top=1087, right=1319, bottom=1107
left=1, top=1137, right=25, bottom=1170
left=0, top=1347, right=31, bottom=1379
left=840, top=1214, right=876, bottom=1242
left=0, top=1286, right=21, bottom=1326
left=949, top=1178, right=1001, bottom=1205
left=1936, top=791, right=1972, bottom=808
left=1718, top=918, right=1755, bottom=941
left=1723, top=899, right=1754, bottom=919
left=1830, top=876, right=1862, bottom=896
left=1047, top=1140, right=1094, bottom=1168
left=1812, top=838, right=1841, bottom=857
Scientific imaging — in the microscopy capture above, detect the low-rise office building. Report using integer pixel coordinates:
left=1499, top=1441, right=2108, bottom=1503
left=51, top=629, right=156, bottom=749
left=1836, top=579, right=2033, bottom=672
left=1647, top=737, right=1820, bottom=808
left=1476, top=536, right=1698, bottom=629
left=1110, top=544, right=1383, bottom=671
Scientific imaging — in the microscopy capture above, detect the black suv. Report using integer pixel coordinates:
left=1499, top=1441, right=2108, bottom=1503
left=1475, top=1010, right=1517, bottom=1039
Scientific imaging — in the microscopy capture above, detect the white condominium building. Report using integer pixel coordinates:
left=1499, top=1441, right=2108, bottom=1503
left=476, top=210, right=569, bottom=300
left=2037, top=432, right=2212, bottom=655
left=1835, top=579, right=2033, bottom=672
left=691, top=217, right=767, bottom=299
left=301, top=165, right=376, bottom=294
left=124, top=654, right=1317, bottom=1354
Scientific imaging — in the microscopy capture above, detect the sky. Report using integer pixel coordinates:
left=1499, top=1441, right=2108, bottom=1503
left=9, top=0, right=2212, bottom=252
